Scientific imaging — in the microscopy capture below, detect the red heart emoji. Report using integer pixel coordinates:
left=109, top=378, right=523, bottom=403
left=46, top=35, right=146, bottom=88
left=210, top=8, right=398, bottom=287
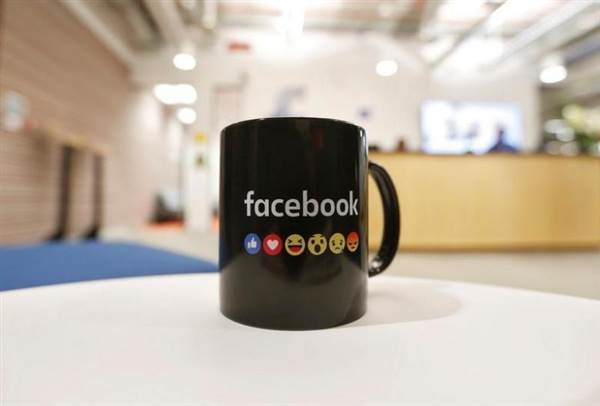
left=263, top=234, right=283, bottom=256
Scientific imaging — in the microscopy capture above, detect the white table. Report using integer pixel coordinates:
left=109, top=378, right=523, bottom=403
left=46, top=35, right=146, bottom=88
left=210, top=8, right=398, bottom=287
left=2, top=274, right=600, bottom=404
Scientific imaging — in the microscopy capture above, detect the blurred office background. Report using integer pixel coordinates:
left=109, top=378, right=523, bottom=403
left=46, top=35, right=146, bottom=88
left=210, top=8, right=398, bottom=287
left=1, top=0, right=599, bottom=296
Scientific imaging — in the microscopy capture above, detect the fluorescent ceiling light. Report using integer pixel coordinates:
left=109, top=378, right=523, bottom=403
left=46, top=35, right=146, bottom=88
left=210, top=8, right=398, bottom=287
left=153, top=84, right=197, bottom=105
left=451, top=36, right=504, bottom=68
left=275, top=0, right=305, bottom=40
left=173, top=53, right=196, bottom=71
left=437, top=0, right=487, bottom=21
left=488, top=0, right=553, bottom=30
left=177, top=107, right=197, bottom=125
left=376, top=60, right=398, bottom=77
left=421, top=36, right=455, bottom=63
left=539, top=65, right=567, bottom=84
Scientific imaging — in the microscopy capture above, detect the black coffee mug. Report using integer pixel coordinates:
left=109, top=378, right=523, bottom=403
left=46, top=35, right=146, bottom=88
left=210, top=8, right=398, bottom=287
left=220, top=117, right=400, bottom=330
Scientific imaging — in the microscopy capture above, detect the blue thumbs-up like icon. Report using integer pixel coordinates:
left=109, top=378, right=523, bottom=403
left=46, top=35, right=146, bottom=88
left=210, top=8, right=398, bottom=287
left=244, top=233, right=261, bottom=255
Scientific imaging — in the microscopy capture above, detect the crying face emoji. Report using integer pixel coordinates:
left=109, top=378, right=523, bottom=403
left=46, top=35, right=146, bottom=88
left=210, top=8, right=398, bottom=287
left=329, top=233, right=345, bottom=254
left=285, top=234, right=305, bottom=256
left=307, top=234, right=327, bottom=256
left=346, top=232, right=359, bottom=252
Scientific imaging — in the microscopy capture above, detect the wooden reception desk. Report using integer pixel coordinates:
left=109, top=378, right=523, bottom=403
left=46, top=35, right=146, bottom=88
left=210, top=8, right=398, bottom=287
left=368, top=153, right=600, bottom=251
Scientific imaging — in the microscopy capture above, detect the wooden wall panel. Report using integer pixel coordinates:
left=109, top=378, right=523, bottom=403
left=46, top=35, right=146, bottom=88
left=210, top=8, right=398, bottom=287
left=368, top=153, right=600, bottom=251
left=0, top=0, right=176, bottom=244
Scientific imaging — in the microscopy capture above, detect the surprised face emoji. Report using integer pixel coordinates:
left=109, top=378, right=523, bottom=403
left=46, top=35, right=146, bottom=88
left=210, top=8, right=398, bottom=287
left=307, top=234, right=327, bottom=256
left=285, top=234, right=305, bottom=256
left=329, top=233, right=345, bottom=254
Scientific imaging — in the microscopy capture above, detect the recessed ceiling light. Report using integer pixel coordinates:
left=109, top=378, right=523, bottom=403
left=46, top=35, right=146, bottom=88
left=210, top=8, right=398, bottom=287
left=539, top=65, right=567, bottom=84
left=153, top=84, right=197, bottom=105
left=376, top=60, right=398, bottom=77
left=173, top=53, right=196, bottom=71
left=177, top=107, right=197, bottom=125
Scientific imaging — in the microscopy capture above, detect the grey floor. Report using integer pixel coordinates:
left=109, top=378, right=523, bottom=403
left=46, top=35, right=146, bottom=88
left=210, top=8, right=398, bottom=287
left=104, top=228, right=600, bottom=300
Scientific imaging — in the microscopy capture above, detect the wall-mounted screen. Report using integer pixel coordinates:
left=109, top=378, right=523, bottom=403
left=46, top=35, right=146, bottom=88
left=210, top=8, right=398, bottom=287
left=420, top=100, right=523, bottom=154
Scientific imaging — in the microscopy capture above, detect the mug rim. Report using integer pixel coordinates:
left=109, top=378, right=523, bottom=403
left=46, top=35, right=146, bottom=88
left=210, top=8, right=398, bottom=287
left=222, top=116, right=365, bottom=134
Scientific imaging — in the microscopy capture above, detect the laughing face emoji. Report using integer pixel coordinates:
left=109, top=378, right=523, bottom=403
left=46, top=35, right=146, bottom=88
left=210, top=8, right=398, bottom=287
left=346, top=232, right=359, bottom=252
left=307, top=234, right=327, bottom=255
left=329, top=233, right=345, bottom=254
left=284, top=234, right=305, bottom=256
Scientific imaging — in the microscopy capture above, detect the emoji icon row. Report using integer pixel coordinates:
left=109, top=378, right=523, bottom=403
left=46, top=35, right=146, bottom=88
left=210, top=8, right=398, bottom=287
left=244, top=232, right=359, bottom=256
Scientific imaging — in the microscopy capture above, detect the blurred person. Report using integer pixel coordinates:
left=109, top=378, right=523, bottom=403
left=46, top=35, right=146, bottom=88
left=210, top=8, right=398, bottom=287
left=488, top=124, right=517, bottom=153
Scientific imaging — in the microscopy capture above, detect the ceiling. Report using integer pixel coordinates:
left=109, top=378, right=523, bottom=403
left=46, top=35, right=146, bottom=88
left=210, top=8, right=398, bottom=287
left=62, top=0, right=600, bottom=81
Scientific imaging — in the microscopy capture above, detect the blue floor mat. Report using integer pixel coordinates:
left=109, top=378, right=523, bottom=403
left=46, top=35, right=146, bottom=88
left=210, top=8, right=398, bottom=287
left=0, top=241, right=218, bottom=291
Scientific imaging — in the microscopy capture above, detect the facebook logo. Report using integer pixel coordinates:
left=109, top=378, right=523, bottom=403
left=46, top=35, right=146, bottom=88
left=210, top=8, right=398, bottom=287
left=244, top=233, right=261, bottom=255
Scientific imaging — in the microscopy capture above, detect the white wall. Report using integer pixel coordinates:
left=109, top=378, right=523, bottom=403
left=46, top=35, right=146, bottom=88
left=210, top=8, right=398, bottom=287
left=240, top=52, right=425, bottom=150
left=237, top=48, right=540, bottom=151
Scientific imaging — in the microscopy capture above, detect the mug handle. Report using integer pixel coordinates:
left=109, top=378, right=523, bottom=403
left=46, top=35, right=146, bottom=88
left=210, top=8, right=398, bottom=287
left=368, top=161, right=401, bottom=277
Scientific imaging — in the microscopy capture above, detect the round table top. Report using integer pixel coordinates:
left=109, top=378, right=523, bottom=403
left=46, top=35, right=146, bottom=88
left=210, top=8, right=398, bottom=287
left=2, top=274, right=600, bottom=404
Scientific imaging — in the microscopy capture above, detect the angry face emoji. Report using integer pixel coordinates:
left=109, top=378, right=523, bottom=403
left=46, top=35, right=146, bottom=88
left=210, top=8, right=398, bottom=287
left=346, top=232, right=359, bottom=252
left=307, top=234, right=327, bottom=255
left=329, top=233, right=345, bottom=254
left=284, top=234, right=305, bottom=256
